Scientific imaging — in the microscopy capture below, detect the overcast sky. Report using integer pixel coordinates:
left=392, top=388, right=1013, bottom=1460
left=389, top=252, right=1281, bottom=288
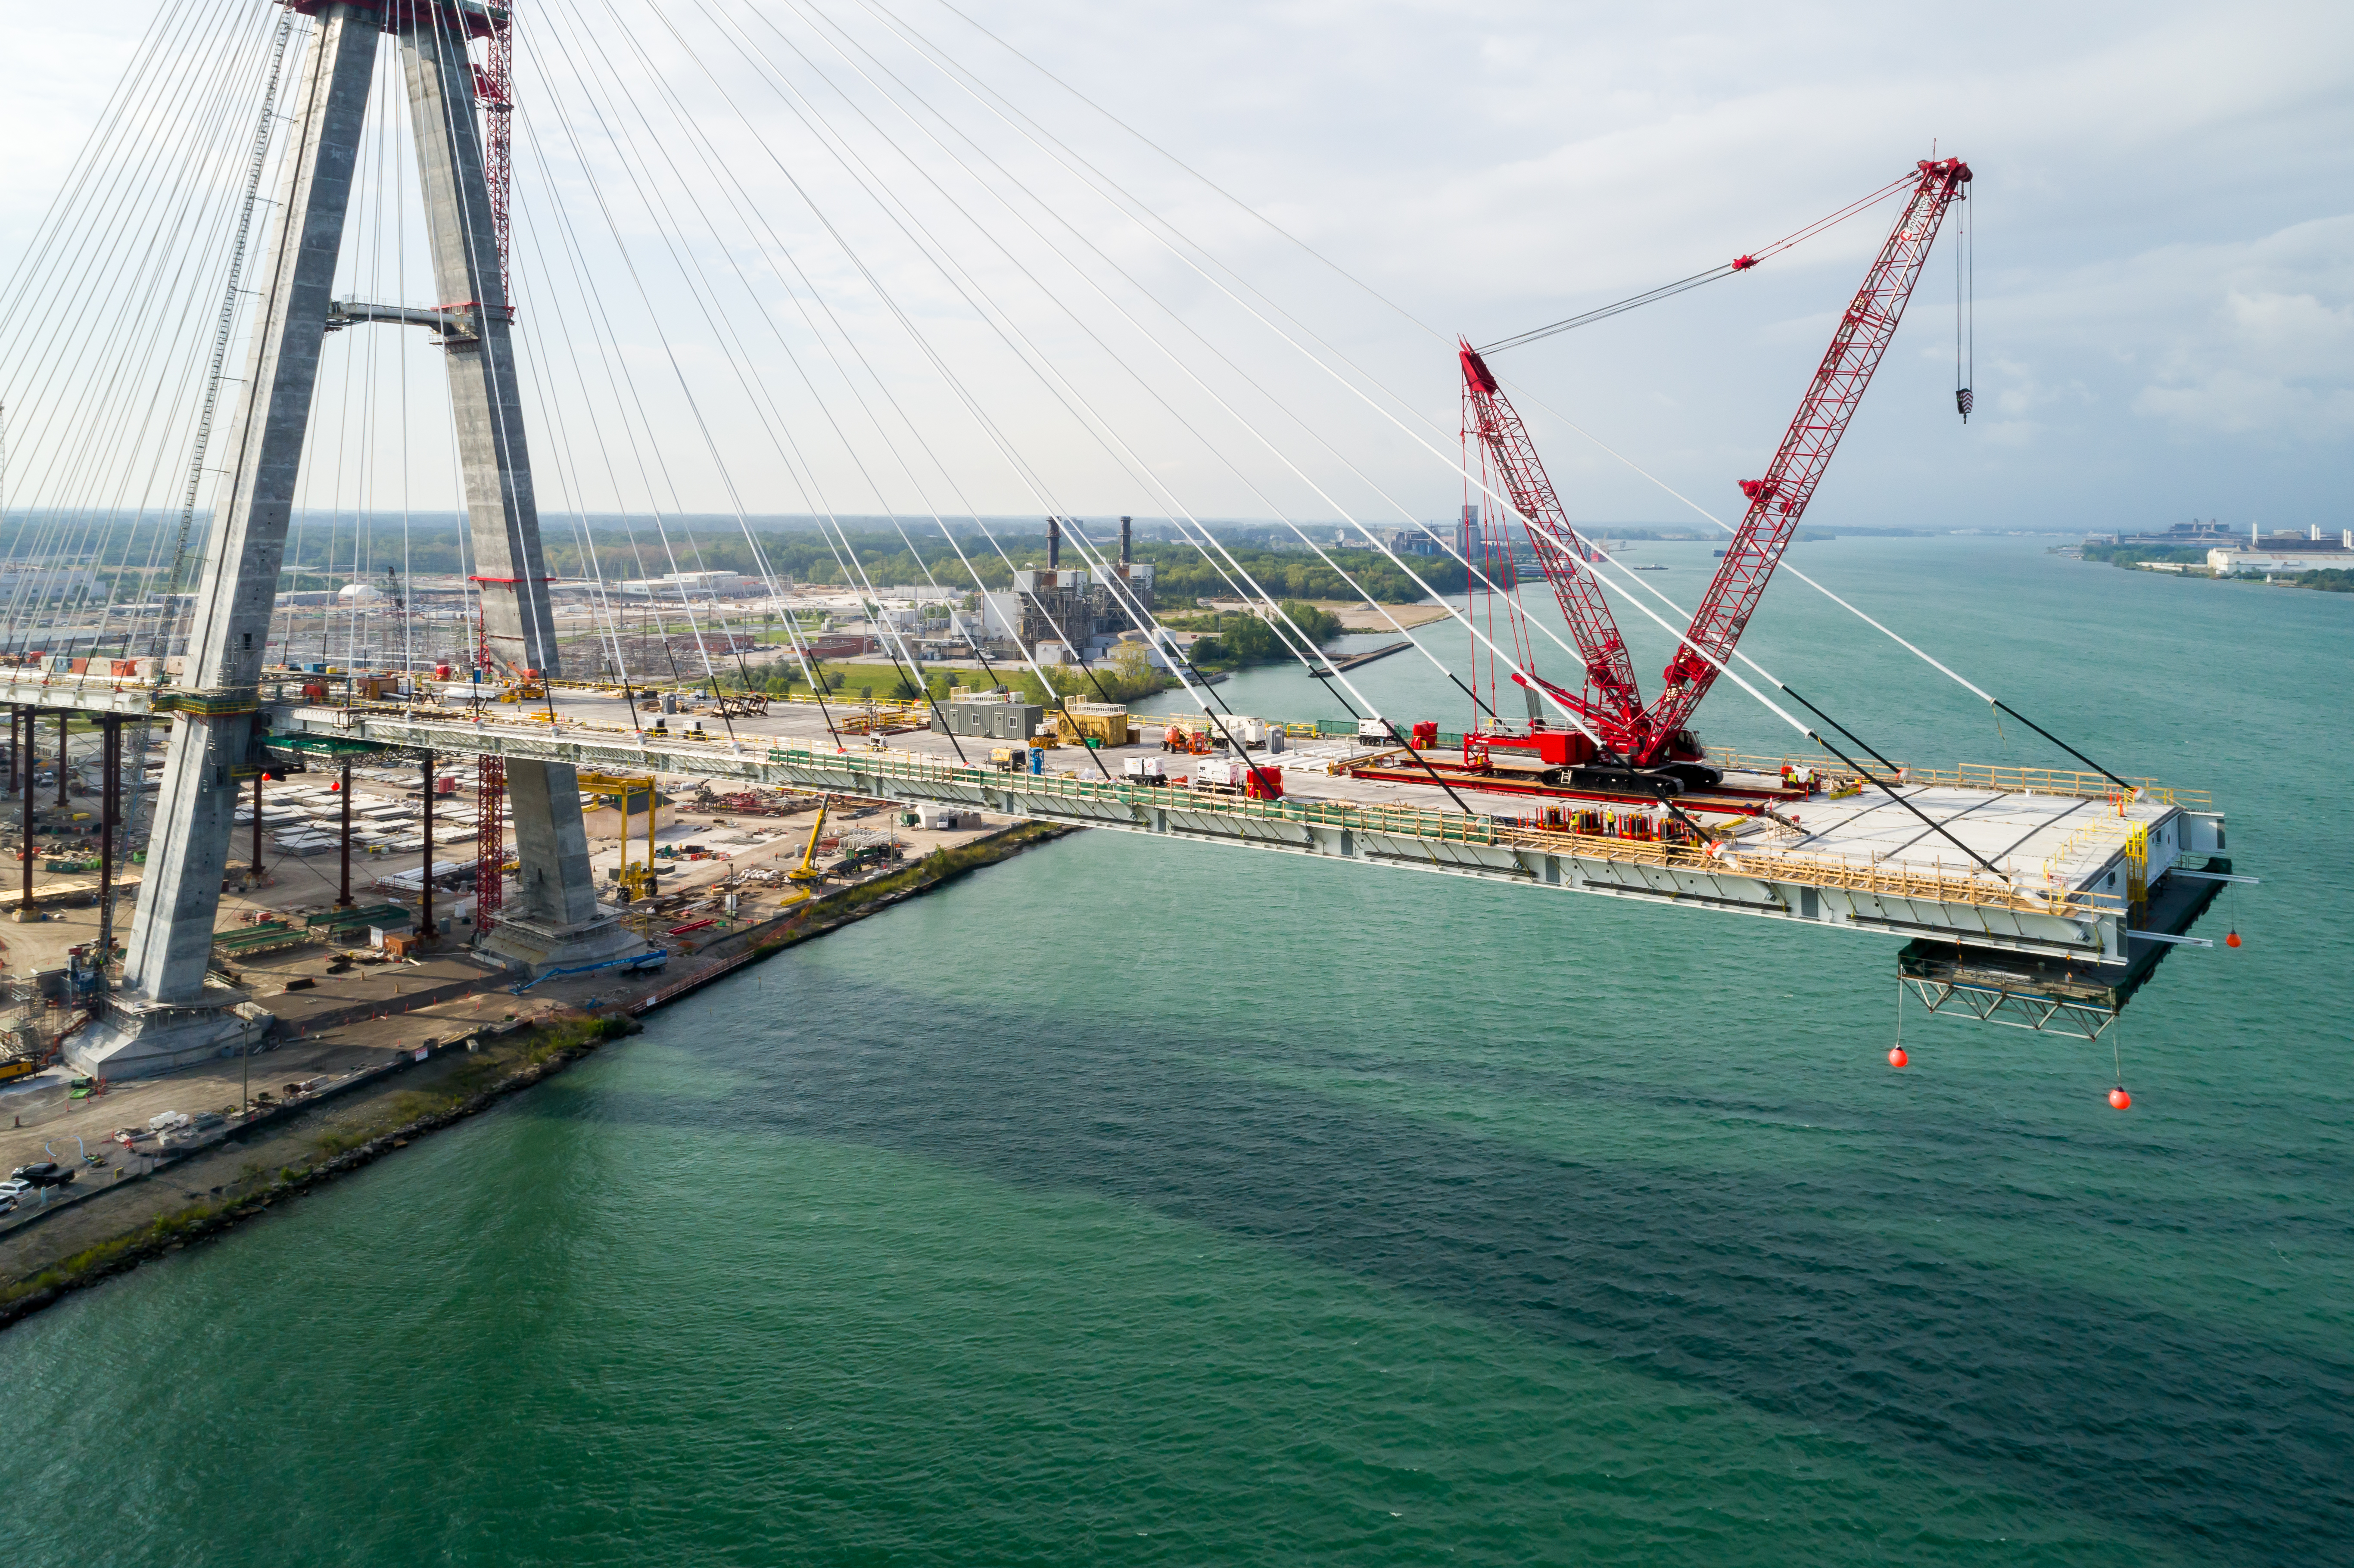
left=1, top=0, right=2345, bottom=536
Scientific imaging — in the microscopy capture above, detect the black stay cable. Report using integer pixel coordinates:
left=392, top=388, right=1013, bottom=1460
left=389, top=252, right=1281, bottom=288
left=1806, top=732, right=2003, bottom=877
left=1992, top=701, right=2132, bottom=794
left=1774, top=682, right=1902, bottom=774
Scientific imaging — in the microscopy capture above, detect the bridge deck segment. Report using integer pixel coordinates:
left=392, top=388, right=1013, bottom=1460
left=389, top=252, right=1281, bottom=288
left=266, top=695, right=2184, bottom=968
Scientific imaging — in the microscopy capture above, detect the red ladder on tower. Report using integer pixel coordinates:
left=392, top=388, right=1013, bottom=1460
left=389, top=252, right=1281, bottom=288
left=470, top=0, right=514, bottom=937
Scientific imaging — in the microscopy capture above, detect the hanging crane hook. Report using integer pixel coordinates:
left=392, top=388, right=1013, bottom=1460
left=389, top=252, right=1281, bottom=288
left=1954, top=174, right=1974, bottom=423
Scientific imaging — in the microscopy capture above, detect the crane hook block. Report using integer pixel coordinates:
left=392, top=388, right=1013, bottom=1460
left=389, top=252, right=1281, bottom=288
left=1731, top=255, right=1758, bottom=271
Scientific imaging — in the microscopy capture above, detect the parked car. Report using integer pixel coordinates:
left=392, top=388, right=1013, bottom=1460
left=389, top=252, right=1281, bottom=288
left=10, top=1162, right=60, bottom=1185
left=0, top=1178, right=29, bottom=1199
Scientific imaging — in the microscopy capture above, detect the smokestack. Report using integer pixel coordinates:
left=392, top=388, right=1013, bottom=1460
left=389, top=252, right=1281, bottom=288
left=1120, top=516, right=1132, bottom=567
left=1047, top=516, right=1060, bottom=569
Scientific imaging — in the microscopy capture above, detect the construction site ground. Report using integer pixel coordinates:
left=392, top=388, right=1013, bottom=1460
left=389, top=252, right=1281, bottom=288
left=0, top=994, right=578, bottom=1279
left=0, top=775, right=1023, bottom=1199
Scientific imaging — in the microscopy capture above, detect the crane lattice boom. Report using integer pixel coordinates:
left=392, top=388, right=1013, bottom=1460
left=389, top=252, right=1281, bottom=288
left=1641, top=158, right=1971, bottom=760
left=1458, top=344, right=1645, bottom=751
left=1458, top=158, right=1971, bottom=770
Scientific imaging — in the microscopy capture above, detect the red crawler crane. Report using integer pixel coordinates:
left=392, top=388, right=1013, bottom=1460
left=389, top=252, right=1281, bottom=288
left=1459, top=158, right=1972, bottom=773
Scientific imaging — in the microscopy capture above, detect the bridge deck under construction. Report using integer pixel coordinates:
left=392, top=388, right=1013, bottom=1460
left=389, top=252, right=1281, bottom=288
left=210, top=681, right=2219, bottom=975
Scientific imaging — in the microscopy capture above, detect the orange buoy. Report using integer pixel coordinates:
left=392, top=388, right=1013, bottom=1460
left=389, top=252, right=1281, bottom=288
left=1888, top=1046, right=1908, bottom=1068
left=2226, top=930, right=2241, bottom=948
left=2108, top=1086, right=2132, bottom=1111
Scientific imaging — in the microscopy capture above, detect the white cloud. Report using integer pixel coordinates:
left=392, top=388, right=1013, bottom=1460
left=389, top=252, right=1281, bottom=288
left=2132, top=280, right=2354, bottom=439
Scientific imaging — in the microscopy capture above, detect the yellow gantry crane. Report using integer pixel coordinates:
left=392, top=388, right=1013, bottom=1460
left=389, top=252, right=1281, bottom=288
left=579, top=771, right=661, bottom=902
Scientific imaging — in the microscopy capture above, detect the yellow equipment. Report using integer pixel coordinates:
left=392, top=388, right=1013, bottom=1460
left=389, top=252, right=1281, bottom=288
left=579, top=770, right=660, bottom=902
left=1053, top=701, right=1130, bottom=748
left=788, top=794, right=832, bottom=883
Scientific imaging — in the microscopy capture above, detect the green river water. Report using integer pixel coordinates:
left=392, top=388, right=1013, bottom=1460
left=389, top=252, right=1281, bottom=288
left=0, top=536, right=2346, bottom=1565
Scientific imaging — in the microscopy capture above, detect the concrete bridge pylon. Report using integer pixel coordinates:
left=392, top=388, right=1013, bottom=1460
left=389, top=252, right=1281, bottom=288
left=73, top=0, right=640, bottom=1081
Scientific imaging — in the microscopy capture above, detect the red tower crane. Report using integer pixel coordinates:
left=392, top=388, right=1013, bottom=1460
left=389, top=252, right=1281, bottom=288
left=1457, top=157, right=1972, bottom=775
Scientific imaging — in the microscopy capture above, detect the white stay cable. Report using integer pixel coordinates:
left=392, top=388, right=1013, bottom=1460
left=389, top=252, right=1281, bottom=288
left=606, top=0, right=1233, bottom=740
left=871, top=0, right=2023, bottom=737
left=536, top=0, right=980, bottom=725
left=665, top=2, right=1482, bottom=753
left=572, top=0, right=1121, bottom=699
left=740, top=0, right=1453, bottom=709
left=732, top=0, right=1703, bottom=753
left=533, top=3, right=979, bottom=739
left=582, top=12, right=1221, bottom=761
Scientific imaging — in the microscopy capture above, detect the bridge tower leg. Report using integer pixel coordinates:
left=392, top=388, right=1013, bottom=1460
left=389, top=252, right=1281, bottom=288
left=390, top=13, right=633, bottom=974
left=72, top=1, right=633, bottom=1081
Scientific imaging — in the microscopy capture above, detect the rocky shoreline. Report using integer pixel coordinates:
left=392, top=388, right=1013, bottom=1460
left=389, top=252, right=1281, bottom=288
left=0, top=821, right=1076, bottom=1332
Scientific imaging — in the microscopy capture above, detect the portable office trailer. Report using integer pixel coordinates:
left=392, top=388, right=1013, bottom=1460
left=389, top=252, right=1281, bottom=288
left=933, top=699, right=1044, bottom=740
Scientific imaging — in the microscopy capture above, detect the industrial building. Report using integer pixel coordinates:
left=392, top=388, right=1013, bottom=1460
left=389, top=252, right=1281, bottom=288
left=2083, top=520, right=2242, bottom=549
left=611, top=569, right=764, bottom=600
left=980, top=516, right=1155, bottom=661
left=2205, top=526, right=2354, bottom=576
